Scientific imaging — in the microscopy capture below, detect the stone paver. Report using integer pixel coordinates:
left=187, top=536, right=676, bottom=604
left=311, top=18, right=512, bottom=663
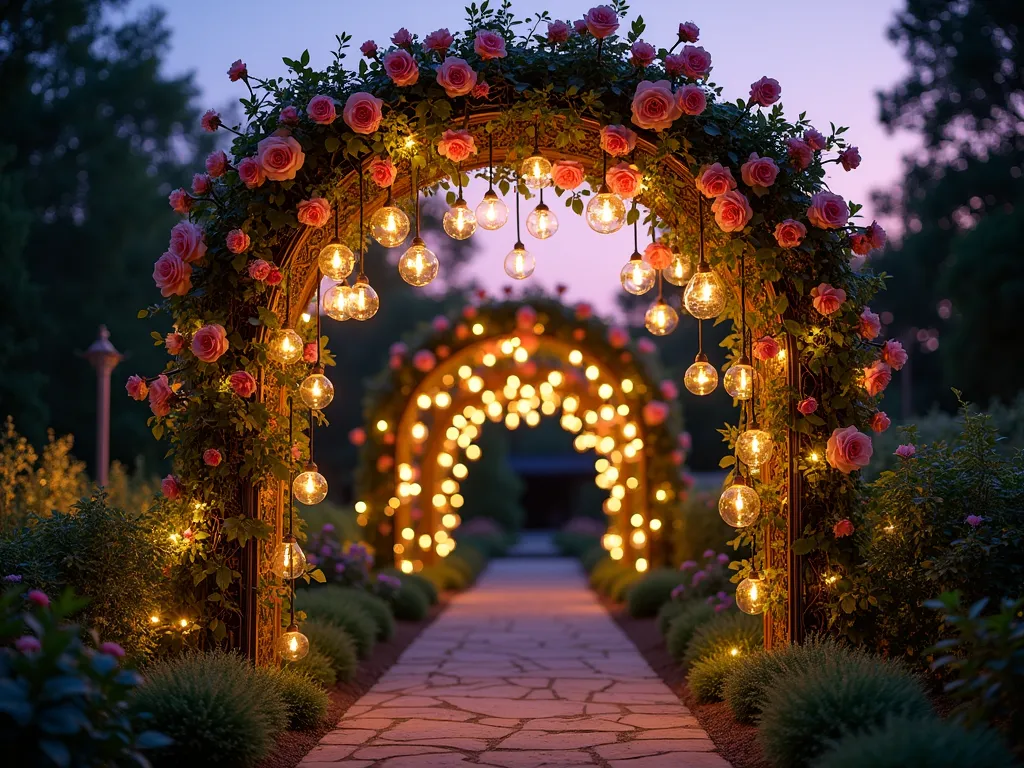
left=300, top=558, right=730, bottom=767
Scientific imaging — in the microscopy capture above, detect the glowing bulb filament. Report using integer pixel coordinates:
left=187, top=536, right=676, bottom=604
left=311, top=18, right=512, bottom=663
left=288, top=636, right=298, bottom=652
left=601, top=200, right=613, bottom=222
left=386, top=212, right=396, bottom=232
left=736, top=495, right=744, bottom=511
left=701, top=283, right=711, bottom=301
left=750, top=584, right=759, bottom=602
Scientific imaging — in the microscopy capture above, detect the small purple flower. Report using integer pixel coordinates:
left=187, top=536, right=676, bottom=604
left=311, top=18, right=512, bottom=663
left=378, top=574, right=401, bottom=589
left=15, top=636, right=40, bottom=654
left=307, top=555, right=318, bottom=566
left=716, top=591, right=728, bottom=600
left=966, top=515, right=983, bottom=528
left=716, top=553, right=730, bottom=565
left=703, top=549, right=716, bottom=560
left=322, top=523, right=335, bottom=533
left=714, top=602, right=731, bottom=613
left=99, top=642, right=125, bottom=658
left=334, top=562, right=346, bottom=573
left=3, top=574, right=22, bottom=583
left=692, top=570, right=708, bottom=586
left=670, top=584, right=686, bottom=600
left=706, top=595, right=716, bottom=605
left=679, top=560, right=698, bottom=571
left=319, top=545, right=332, bottom=556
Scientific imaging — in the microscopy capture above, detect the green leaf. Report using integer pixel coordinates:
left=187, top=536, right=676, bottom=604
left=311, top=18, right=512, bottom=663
left=719, top=455, right=736, bottom=468
left=791, top=537, right=817, bottom=555
left=137, top=309, right=149, bottom=319
left=324, top=136, right=341, bottom=153
left=310, top=568, right=327, bottom=584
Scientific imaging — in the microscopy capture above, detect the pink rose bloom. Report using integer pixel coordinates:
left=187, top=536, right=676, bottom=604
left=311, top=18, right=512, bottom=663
left=168, top=188, right=192, bottom=214
left=811, top=283, right=846, bottom=315
left=695, top=163, right=736, bottom=198
left=306, top=94, right=337, bottom=125
left=349, top=427, right=366, bottom=446
left=297, top=197, right=332, bottom=227
left=966, top=515, right=983, bottom=528
left=659, top=380, right=679, bottom=400
left=680, top=431, right=693, bottom=451
left=576, top=303, right=593, bottom=320
left=826, top=425, right=873, bottom=474
left=279, top=106, right=300, bottom=125
left=388, top=355, right=402, bottom=370
left=248, top=259, right=271, bottom=282
left=437, top=129, right=477, bottom=162
left=631, top=80, right=682, bottom=131
left=200, top=109, right=221, bottom=132
left=574, top=19, right=589, bottom=35
left=166, top=332, right=184, bottom=354
left=266, top=268, right=283, bottom=286
left=237, top=156, right=266, bottom=189
left=425, top=28, right=454, bottom=53
left=895, top=444, right=916, bottom=459
left=126, top=375, right=148, bottom=401
left=390, top=341, right=408, bottom=357
left=850, top=233, right=872, bottom=255
left=606, top=162, right=643, bottom=199
left=867, top=221, right=887, bottom=249
left=471, top=80, right=490, bottom=99
left=752, top=335, right=780, bottom=361
left=599, top=125, right=637, bottom=157
left=15, top=636, right=41, bottom=654
left=637, top=338, right=656, bottom=354
left=671, top=450, right=684, bottom=466
left=360, top=40, right=378, bottom=58
left=679, top=45, right=712, bottom=79
left=431, top=315, right=450, bottom=333
left=229, top=371, right=257, bottom=398
left=676, top=85, right=706, bottom=116
left=642, top=401, right=670, bottom=426
left=169, top=221, right=207, bottom=264
left=803, top=128, right=826, bottom=151
left=833, top=519, right=855, bottom=538
left=547, top=20, right=570, bottom=43
left=711, top=190, right=753, bottom=232
left=516, top=305, right=538, bottom=328
left=871, top=411, right=891, bottom=433
left=153, top=253, right=192, bottom=298
left=27, top=590, right=50, bottom=608
left=644, top=242, right=673, bottom=270
left=881, top=340, right=907, bottom=370
left=787, top=138, right=813, bottom=171
left=749, top=76, right=782, bottom=106
left=191, top=323, right=229, bottom=364
left=863, top=360, right=892, bottom=397
left=740, top=152, right=779, bottom=188
left=391, top=28, right=412, bottom=47
left=630, top=40, right=656, bottom=67
left=161, top=474, right=181, bottom=500
left=608, top=327, right=629, bottom=348
left=227, top=59, right=247, bottom=82
left=226, top=229, right=250, bottom=254
left=437, top=57, right=478, bottom=97
left=191, top=173, right=211, bottom=196
left=99, top=642, right=126, bottom=658
left=148, top=375, right=173, bottom=417
left=839, top=146, right=861, bottom=171
left=203, top=448, right=222, bottom=467
left=257, top=134, right=305, bottom=181
left=205, top=150, right=228, bottom=177
left=860, top=307, right=881, bottom=340
left=413, top=350, right=436, bottom=373
left=343, top=92, right=383, bottom=135
left=664, top=54, right=686, bottom=77
left=290, top=442, right=302, bottom=461
left=774, top=219, right=807, bottom=248
left=474, top=30, right=507, bottom=59
left=678, top=21, right=699, bottom=42
left=303, top=342, right=317, bottom=363
left=551, top=160, right=585, bottom=190
left=383, top=50, right=419, bottom=86
left=807, top=191, right=850, bottom=229
left=797, top=396, right=818, bottom=415
left=585, top=5, right=619, bottom=38
left=368, top=156, right=398, bottom=188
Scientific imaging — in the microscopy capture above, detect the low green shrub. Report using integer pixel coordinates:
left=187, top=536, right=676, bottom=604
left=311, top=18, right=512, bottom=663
left=683, top=611, right=762, bottom=667
left=389, top=581, right=430, bottom=620
left=627, top=569, right=687, bottom=618
left=688, top=649, right=749, bottom=703
left=134, top=649, right=288, bottom=768
left=813, top=715, right=1018, bottom=768
left=665, top=602, right=716, bottom=662
left=580, top=546, right=607, bottom=573
left=759, top=655, right=932, bottom=768
left=326, top=586, right=395, bottom=641
left=287, top=648, right=336, bottom=687
left=295, top=590, right=376, bottom=658
left=456, top=532, right=509, bottom=558
left=450, top=547, right=487, bottom=578
left=657, top=599, right=691, bottom=637
left=588, top=557, right=622, bottom=594
left=255, top=666, right=330, bottom=731
left=379, top=568, right=438, bottom=604
left=421, top=561, right=469, bottom=591
left=608, top=569, right=643, bottom=602
left=301, top=620, right=357, bottom=682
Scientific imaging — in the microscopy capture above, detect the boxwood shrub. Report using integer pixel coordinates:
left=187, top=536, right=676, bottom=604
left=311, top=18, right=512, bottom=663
left=687, top=649, right=749, bottom=703
left=665, top=601, right=716, bottom=663
left=626, top=569, right=687, bottom=618
left=295, top=589, right=376, bottom=658
left=301, top=620, right=357, bottom=682
left=683, top=611, right=762, bottom=667
left=254, top=666, right=330, bottom=731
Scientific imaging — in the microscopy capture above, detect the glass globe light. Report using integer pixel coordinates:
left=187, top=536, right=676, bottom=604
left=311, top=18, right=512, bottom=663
left=476, top=190, right=509, bottom=230
left=520, top=155, right=552, bottom=189
left=644, top=299, right=679, bottom=336
left=267, top=328, right=304, bottom=365
left=684, top=354, right=719, bottom=395
left=586, top=187, right=627, bottom=234
left=620, top=255, right=656, bottom=295
left=724, top=356, right=756, bottom=400
left=323, top=282, right=350, bottom=321
left=718, top=477, right=761, bottom=527
left=293, top=462, right=328, bottom=505
left=683, top=261, right=726, bottom=319
left=736, top=575, right=765, bottom=615
left=271, top=534, right=307, bottom=579
left=347, top=277, right=379, bottom=321
left=736, top=426, right=773, bottom=469
left=526, top=202, right=558, bottom=239
left=318, top=239, right=356, bottom=280
left=278, top=624, right=310, bottom=661
left=503, top=241, right=535, bottom=280
left=299, top=366, right=335, bottom=410
left=398, top=237, right=439, bottom=287
left=370, top=205, right=410, bottom=247
left=442, top=197, right=477, bottom=240
left=664, top=254, right=692, bottom=287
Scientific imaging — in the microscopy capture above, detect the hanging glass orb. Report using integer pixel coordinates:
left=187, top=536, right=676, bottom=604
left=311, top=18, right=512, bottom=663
left=442, top=197, right=477, bottom=240
left=271, top=534, right=307, bottom=579
left=736, top=427, right=773, bottom=469
left=370, top=205, right=410, bottom=247
left=318, top=239, right=356, bottom=280
left=684, top=354, right=719, bottom=395
left=586, top=188, right=627, bottom=234
left=277, top=624, right=310, bottom=661
left=526, top=202, right=558, bottom=239
left=736, top=575, right=765, bottom=615
left=293, top=462, right=328, bottom=505
left=476, top=190, right=508, bottom=230
left=323, top=282, right=350, bottom=321
left=503, top=242, right=536, bottom=280
left=683, top=262, right=726, bottom=319
left=267, top=328, right=304, bottom=365
left=724, top=357, right=756, bottom=400
left=299, top=367, right=335, bottom=410
left=644, top=299, right=678, bottom=336
left=664, top=254, right=692, bottom=287
left=398, top=237, right=439, bottom=287
left=620, top=256, right=656, bottom=295
left=520, top=155, right=552, bottom=189
left=347, top=277, right=379, bottom=321
left=719, top=478, right=761, bottom=527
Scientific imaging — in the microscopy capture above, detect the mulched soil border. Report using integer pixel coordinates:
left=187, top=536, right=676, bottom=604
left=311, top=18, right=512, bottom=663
left=259, top=594, right=451, bottom=768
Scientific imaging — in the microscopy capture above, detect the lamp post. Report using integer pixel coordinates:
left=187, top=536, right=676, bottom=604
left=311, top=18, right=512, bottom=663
left=84, top=326, right=123, bottom=487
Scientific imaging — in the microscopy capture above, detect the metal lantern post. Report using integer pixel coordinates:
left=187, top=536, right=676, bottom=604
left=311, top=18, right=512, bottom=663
left=84, top=325, right=123, bottom=488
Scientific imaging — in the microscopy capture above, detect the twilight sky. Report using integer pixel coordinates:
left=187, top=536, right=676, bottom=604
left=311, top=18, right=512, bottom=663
left=129, top=0, right=914, bottom=312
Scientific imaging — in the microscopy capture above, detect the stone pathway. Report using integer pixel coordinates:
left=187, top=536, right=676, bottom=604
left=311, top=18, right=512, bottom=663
left=300, top=558, right=730, bottom=767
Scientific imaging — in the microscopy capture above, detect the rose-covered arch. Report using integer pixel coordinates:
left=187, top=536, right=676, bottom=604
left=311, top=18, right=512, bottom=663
left=133, top=4, right=899, bottom=663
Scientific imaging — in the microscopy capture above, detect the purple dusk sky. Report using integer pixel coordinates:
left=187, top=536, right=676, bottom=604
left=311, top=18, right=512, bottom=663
left=130, top=0, right=915, bottom=313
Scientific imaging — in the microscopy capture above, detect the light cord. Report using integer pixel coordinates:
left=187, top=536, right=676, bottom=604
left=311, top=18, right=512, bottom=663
left=515, top=182, right=522, bottom=242
left=358, top=162, right=366, bottom=278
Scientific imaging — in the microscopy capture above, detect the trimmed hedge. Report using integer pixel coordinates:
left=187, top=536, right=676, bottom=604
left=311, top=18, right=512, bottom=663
left=683, top=611, right=762, bottom=667
left=626, top=569, right=687, bottom=618
left=301, top=620, right=358, bottom=682
left=665, top=602, right=716, bottom=663
left=688, top=649, right=749, bottom=703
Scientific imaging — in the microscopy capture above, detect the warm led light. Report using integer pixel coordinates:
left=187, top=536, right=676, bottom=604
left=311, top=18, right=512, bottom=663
left=620, top=256, right=656, bottom=295
left=736, top=575, right=765, bottom=615
left=585, top=365, right=599, bottom=381
left=418, top=534, right=432, bottom=548
left=548, top=371, right=563, bottom=386
left=278, top=625, right=309, bottom=661
left=318, top=239, right=356, bottom=280
left=400, top=560, right=414, bottom=573
left=466, top=445, right=481, bottom=460
left=610, top=546, right=624, bottom=560
left=684, top=355, right=719, bottom=395
left=370, top=204, right=410, bottom=247
left=664, top=254, right=692, bottom=286
left=724, top=357, right=756, bottom=400
left=476, top=190, right=509, bottom=230
left=504, top=241, right=536, bottom=280
left=526, top=202, right=558, bottom=239
left=299, top=368, right=334, bottom=410
left=520, top=154, right=552, bottom=188
left=655, top=489, right=668, bottom=502
left=271, top=534, right=307, bottom=579
left=630, top=513, right=644, bottom=527
left=323, top=282, right=350, bottom=321
left=401, top=527, right=415, bottom=540
left=568, top=350, right=583, bottom=366
left=347, top=277, right=379, bottom=321
left=472, top=323, right=485, bottom=335
left=650, top=518, right=662, bottom=531
left=443, top=198, right=478, bottom=240
left=267, top=328, right=303, bottom=365
left=635, top=558, right=649, bottom=573
left=410, top=422, right=428, bottom=442
left=398, top=237, right=440, bottom=286
left=435, top=392, right=451, bottom=408
left=719, top=478, right=761, bottom=527
left=586, top=188, right=626, bottom=234
left=736, top=427, right=773, bottom=469
left=730, top=647, right=740, bottom=657
left=293, top=463, right=328, bottom=505
left=684, top=262, right=726, bottom=319
left=377, top=420, right=388, bottom=432
left=442, top=513, right=457, bottom=528
left=644, top=299, right=679, bottom=336
left=150, top=615, right=160, bottom=624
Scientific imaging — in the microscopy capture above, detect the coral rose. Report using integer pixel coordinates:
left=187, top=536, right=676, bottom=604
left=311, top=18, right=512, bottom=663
left=472, top=80, right=490, bottom=99
left=191, top=323, right=229, bottom=364
left=383, top=49, right=419, bottom=86
left=226, top=229, right=250, bottom=254
left=839, top=146, right=861, bottom=171
left=711, top=190, right=753, bottom=232
left=679, top=45, right=712, bottom=79
left=201, top=109, right=221, bottom=132
left=631, top=80, right=682, bottom=131
left=643, top=242, right=673, bottom=270
left=169, top=221, right=207, bottom=264
left=642, top=401, right=670, bottom=426
left=585, top=5, right=619, bottom=38
left=191, top=173, right=211, bottom=196
left=425, top=28, right=454, bottom=53
left=203, top=448, right=222, bottom=467
left=881, top=339, right=907, bottom=370
left=803, top=128, right=826, bottom=150
left=807, top=191, right=850, bottom=229
left=637, top=338, right=656, bottom=354
left=279, top=106, right=299, bottom=125
left=516, top=305, right=537, bottom=328
left=148, top=375, right=174, bottom=417
left=368, top=156, right=397, bottom=187
left=237, top=156, right=265, bottom=189
left=161, top=474, right=181, bottom=500
left=825, top=425, right=873, bottom=474
left=229, top=371, right=257, bottom=398
left=126, top=375, right=148, bottom=401
left=306, top=94, right=337, bottom=125
left=248, top=259, right=271, bottom=282
left=349, top=427, right=366, bottom=446
left=863, top=361, right=892, bottom=396
left=266, top=268, right=283, bottom=286
left=678, top=22, right=699, bottom=42
left=360, top=40, right=378, bottom=58
left=599, top=125, right=637, bottom=157
left=436, top=57, right=477, bottom=97
left=833, top=519, right=855, bottom=538
left=695, top=163, right=736, bottom=198
left=576, top=302, right=593, bottom=320
left=850, top=233, right=872, bottom=255
left=749, top=76, right=782, bottom=106
left=474, top=30, right=507, bottom=59
left=303, top=342, right=317, bottom=363
left=437, top=129, right=477, bottom=162
left=431, top=315, right=450, bottom=333
left=860, top=307, right=881, bottom=340
left=660, top=380, right=679, bottom=400
left=343, top=92, right=383, bottom=134
left=871, top=411, right=891, bottom=432
left=168, top=188, right=191, bottom=215
left=297, top=197, right=332, bottom=227
left=895, top=444, right=916, bottom=459
left=630, top=40, right=656, bottom=67
left=774, top=219, right=807, bottom=248
left=810, top=283, right=846, bottom=315
left=867, top=221, right=887, bottom=249
left=153, top=253, right=192, bottom=297
left=165, top=332, right=184, bottom=355
left=391, top=28, right=412, bottom=47
left=257, top=134, right=305, bottom=181
left=205, top=150, right=228, bottom=177
left=606, top=162, right=643, bottom=199
left=547, top=20, right=570, bottom=43
left=551, top=160, right=585, bottom=190
left=227, top=59, right=247, bottom=82
left=752, top=336, right=780, bottom=361
left=676, top=85, right=706, bottom=116
left=740, top=152, right=779, bottom=188
left=608, top=327, right=629, bottom=348
left=413, top=350, right=436, bottom=373
left=797, top=396, right=818, bottom=415
left=664, top=54, right=686, bottom=77
left=787, top=138, right=813, bottom=171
